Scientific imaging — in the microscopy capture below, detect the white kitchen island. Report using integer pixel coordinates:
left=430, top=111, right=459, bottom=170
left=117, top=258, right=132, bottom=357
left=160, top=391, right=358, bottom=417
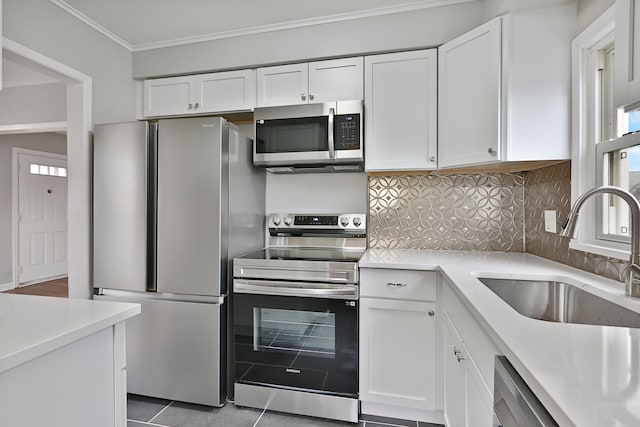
left=0, top=293, right=140, bottom=427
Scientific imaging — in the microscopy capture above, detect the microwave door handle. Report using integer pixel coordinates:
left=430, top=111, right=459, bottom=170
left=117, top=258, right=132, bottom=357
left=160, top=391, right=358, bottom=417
left=328, top=107, right=335, bottom=159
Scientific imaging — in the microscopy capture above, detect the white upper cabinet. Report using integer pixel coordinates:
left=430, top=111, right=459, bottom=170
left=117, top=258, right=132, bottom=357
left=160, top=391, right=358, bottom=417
left=143, top=69, right=255, bottom=117
left=615, top=0, right=640, bottom=109
left=438, top=4, right=575, bottom=169
left=364, top=49, right=438, bottom=171
left=256, top=57, right=363, bottom=107
left=438, top=19, right=501, bottom=168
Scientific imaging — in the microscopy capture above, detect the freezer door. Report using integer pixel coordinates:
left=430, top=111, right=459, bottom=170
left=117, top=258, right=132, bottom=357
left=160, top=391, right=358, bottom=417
left=93, top=122, right=154, bottom=292
left=156, top=117, right=228, bottom=296
left=95, top=292, right=225, bottom=406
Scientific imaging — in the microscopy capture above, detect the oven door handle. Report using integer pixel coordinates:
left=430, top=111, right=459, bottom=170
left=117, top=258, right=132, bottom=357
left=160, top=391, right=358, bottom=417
left=233, top=280, right=358, bottom=300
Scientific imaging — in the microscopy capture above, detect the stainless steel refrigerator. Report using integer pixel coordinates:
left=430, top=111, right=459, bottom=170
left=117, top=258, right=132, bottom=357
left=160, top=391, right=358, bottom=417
left=92, top=117, right=265, bottom=406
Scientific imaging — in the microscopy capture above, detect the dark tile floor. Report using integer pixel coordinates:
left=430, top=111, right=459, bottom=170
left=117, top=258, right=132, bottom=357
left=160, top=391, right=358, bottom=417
left=127, top=394, right=443, bottom=427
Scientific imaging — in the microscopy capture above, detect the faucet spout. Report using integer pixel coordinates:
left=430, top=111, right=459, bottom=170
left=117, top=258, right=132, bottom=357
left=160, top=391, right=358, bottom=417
left=560, top=186, right=640, bottom=298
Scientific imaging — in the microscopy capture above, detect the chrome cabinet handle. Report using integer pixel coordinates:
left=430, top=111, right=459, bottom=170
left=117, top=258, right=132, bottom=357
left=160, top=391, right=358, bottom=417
left=453, top=347, right=465, bottom=363
left=309, top=93, right=315, bottom=101
left=428, top=310, right=435, bottom=317
left=429, top=156, right=436, bottom=162
left=488, top=147, right=497, bottom=155
left=188, top=103, right=194, bottom=110
left=386, top=282, right=407, bottom=287
left=301, top=93, right=307, bottom=101
left=194, top=102, right=199, bottom=109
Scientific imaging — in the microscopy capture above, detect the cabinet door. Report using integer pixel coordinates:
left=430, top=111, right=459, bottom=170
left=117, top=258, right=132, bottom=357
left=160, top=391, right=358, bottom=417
left=256, top=63, right=309, bottom=107
left=443, top=310, right=467, bottom=427
left=143, top=76, right=195, bottom=117
left=197, top=69, right=255, bottom=113
left=364, top=50, right=438, bottom=171
left=359, top=298, right=437, bottom=410
left=308, top=57, right=363, bottom=103
left=615, top=0, right=640, bottom=109
left=466, top=348, right=497, bottom=427
left=438, top=18, right=502, bottom=168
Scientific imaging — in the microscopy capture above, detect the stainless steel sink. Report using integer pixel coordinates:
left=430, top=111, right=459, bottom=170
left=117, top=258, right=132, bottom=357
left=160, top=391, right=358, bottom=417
left=478, top=278, right=640, bottom=328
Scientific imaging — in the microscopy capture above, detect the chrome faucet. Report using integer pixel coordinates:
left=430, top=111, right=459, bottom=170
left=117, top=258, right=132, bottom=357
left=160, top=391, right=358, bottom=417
left=560, top=186, right=640, bottom=298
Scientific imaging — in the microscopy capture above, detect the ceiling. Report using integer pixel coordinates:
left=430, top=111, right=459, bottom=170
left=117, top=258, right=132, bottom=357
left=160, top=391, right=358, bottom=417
left=49, top=0, right=475, bottom=51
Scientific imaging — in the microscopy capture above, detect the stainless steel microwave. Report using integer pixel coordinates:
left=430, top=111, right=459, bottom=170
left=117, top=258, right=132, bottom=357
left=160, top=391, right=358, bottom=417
left=253, top=100, right=363, bottom=172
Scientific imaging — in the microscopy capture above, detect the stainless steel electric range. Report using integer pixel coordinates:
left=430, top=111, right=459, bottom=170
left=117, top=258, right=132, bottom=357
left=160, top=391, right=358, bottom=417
left=232, top=213, right=366, bottom=423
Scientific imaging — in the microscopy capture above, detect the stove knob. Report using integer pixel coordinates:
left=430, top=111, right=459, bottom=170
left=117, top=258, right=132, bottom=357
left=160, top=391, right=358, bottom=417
left=340, top=217, right=350, bottom=227
left=272, top=217, right=282, bottom=226
left=284, top=217, right=292, bottom=226
left=353, top=217, right=362, bottom=227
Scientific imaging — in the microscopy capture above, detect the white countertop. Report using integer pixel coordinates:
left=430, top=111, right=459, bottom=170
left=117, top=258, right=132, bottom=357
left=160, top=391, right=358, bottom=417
left=0, top=294, right=140, bottom=374
left=360, top=249, right=640, bottom=427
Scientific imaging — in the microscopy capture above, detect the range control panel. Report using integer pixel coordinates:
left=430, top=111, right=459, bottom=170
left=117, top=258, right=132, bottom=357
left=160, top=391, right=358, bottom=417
left=268, top=213, right=366, bottom=232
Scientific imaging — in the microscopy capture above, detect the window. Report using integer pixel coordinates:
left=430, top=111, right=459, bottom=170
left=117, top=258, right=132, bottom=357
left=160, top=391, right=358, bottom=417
left=29, top=163, right=67, bottom=177
left=571, top=6, right=632, bottom=260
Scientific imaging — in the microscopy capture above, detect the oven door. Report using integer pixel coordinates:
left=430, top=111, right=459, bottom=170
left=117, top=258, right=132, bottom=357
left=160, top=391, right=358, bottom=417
left=233, top=280, right=358, bottom=398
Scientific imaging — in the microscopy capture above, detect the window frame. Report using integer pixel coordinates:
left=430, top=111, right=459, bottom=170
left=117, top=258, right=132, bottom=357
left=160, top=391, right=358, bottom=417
left=571, top=5, right=630, bottom=260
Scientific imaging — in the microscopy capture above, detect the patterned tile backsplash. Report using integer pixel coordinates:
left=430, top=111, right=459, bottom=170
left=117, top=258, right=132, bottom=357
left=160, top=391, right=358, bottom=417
left=524, top=162, right=629, bottom=282
left=368, top=161, right=629, bottom=282
left=369, top=173, right=525, bottom=251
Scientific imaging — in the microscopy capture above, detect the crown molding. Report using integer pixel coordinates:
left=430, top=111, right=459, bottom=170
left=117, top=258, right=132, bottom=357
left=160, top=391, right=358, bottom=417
left=49, top=0, right=133, bottom=50
left=50, top=0, right=477, bottom=52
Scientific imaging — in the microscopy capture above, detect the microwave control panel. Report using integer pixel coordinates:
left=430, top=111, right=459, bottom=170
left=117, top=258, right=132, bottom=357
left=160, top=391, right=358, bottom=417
left=334, top=114, right=361, bottom=150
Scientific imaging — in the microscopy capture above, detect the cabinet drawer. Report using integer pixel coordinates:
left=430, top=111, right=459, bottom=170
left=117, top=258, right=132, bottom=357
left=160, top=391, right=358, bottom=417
left=360, top=268, right=436, bottom=301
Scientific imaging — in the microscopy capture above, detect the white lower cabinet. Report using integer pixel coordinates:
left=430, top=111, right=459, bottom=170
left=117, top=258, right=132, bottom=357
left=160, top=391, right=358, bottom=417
left=359, top=269, right=440, bottom=422
left=441, top=279, right=498, bottom=427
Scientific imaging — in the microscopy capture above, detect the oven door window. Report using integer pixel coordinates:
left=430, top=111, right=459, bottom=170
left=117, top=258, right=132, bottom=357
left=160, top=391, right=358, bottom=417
left=255, top=117, right=328, bottom=154
left=256, top=308, right=336, bottom=359
left=234, top=293, right=357, bottom=398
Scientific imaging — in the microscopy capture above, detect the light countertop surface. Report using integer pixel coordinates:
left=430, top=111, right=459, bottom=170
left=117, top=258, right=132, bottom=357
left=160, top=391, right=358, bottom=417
left=0, top=294, right=140, bottom=374
left=360, top=249, right=640, bottom=427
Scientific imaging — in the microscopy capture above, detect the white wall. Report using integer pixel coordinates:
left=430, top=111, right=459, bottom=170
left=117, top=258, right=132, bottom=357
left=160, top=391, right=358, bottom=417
left=0, top=83, right=66, bottom=125
left=234, top=124, right=368, bottom=214
left=577, top=0, right=614, bottom=32
left=3, top=0, right=137, bottom=124
left=132, top=2, right=485, bottom=78
left=0, top=133, right=67, bottom=285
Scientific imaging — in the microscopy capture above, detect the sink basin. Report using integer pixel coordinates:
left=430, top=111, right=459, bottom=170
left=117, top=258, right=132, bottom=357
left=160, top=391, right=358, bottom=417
left=478, top=278, right=640, bottom=328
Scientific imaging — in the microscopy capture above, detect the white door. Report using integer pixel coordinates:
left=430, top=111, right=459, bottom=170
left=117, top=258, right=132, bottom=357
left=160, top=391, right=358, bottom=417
left=18, top=153, right=68, bottom=284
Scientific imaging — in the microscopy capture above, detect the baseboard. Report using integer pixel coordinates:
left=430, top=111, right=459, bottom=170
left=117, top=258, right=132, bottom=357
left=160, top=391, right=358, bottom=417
left=0, top=282, right=15, bottom=292
left=360, top=400, right=444, bottom=424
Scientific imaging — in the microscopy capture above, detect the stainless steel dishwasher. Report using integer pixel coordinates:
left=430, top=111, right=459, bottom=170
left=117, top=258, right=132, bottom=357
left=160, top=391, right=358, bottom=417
left=494, top=356, right=558, bottom=427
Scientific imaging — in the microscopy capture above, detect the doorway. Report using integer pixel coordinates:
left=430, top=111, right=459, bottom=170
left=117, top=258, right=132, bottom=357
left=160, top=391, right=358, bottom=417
left=3, top=38, right=92, bottom=298
left=13, top=149, right=68, bottom=286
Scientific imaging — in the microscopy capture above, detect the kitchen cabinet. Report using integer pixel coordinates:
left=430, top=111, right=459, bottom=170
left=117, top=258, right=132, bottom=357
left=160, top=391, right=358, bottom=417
left=615, top=0, right=640, bottom=109
left=359, top=268, right=439, bottom=422
left=364, top=49, right=438, bottom=171
left=256, top=57, right=363, bottom=107
left=441, top=278, right=497, bottom=427
left=438, top=4, right=574, bottom=168
left=143, top=69, right=255, bottom=117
